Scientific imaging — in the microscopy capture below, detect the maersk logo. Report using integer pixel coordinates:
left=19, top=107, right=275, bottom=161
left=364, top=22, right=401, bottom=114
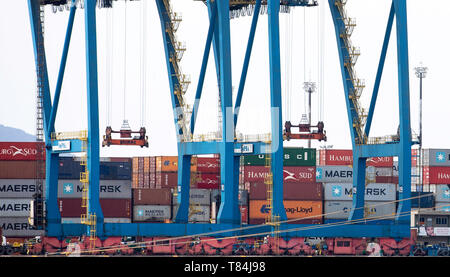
left=331, top=185, right=342, bottom=197
left=138, top=209, right=144, bottom=216
left=442, top=188, right=450, bottom=199
left=63, top=183, right=74, bottom=194
left=436, top=152, right=447, bottom=163
left=316, top=168, right=323, bottom=180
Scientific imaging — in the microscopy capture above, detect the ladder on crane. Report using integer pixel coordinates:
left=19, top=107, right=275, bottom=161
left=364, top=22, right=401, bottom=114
left=263, top=146, right=280, bottom=255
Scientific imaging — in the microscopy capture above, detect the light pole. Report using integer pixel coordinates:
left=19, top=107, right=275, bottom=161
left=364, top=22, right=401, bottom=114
left=414, top=63, right=427, bottom=222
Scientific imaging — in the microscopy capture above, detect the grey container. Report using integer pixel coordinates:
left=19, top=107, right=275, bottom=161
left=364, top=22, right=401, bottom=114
left=324, top=201, right=396, bottom=219
left=316, top=166, right=353, bottom=183
left=133, top=205, right=171, bottom=222
left=0, top=217, right=45, bottom=237
left=0, top=198, right=31, bottom=217
left=58, top=180, right=131, bottom=199
left=0, top=179, right=44, bottom=198
left=173, top=204, right=211, bottom=223
left=435, top=185, right=450, bottom=203
left=423, top=149, right=450, bottom=167
left=210, top=189, right=248, bottom=205
left=435, top=202, right=450, bottom=212
left=173, top=188, right=211, bottom=205
left=323, top=183, right=397, bottom=201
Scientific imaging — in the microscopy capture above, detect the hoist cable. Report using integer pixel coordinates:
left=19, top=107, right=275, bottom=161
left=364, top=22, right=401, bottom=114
left=123, top=0, right=127, bottom=121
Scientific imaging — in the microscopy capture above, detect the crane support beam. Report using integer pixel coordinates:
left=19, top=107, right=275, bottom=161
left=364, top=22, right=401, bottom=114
left=216, top=0, right=240, bottom=225
left=234, top=0, right=262, bottom=127
left=267, top=0, right=287, bottom=221
left=190, top=3, right=217, bottom=134
left=47, top=1, right=77, bottom=139
left=393, top=0, right=411, bottom=224
left=84, top=0, right=104, bottom=237
left=364, top=3, right=394, bottom=137
left=28, top=0, right=62, bottom=233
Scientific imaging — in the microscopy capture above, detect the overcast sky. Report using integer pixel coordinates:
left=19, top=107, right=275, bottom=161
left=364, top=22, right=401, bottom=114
left=0, top=0, right=448, bottom=157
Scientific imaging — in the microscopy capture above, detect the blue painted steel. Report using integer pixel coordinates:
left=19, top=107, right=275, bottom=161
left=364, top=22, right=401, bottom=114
left=393, top=0, right=411, bottom=225
left=47, top=1, right=77, bottom=139
left=216, top=0, right=240, bottom=225
left=155, top=0, right=185, bottom=141
left=207, top=1, right=222, bottom=91
left=174, top=154, right=192, bottom=223
left=190, top=3, right=217, bottom=134
left=234, top=0, right=262, bottom=127
left=84, top=0, right=104, bottom=237
left=27, top=0, right=61, bottom=234
left=49, top=222, right=410, bottom=238
left=364, top=3, right=394, bottom=137
left=267, top=0, right=287, bottom=221
left=349, top=150, right=366, bottom=220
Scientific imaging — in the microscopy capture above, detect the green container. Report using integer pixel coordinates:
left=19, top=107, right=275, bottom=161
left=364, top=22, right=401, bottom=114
left=242, top=148, right=316, bottom=166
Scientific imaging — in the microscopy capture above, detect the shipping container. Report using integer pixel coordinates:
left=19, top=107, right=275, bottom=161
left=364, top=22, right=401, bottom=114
left=196, top=157, right=220, bottom=173
left=423, top=166, right=450, bottom=184
left=324, top=201, right=396, bottom=219
left=0, top=179, right=44, bottom=198
left=58, top=198, right=131, bottom=218
left=242, top=166, right=270, bottom=183
left=156, top=172, right=178, bottom=188
left=0, top=161, right=45, bottom=179
left=173, top=204, right=211, bottom=223
left=58, top=180, right=132, bottom=199
left=133, top=205, right=171, bottom=222
left=133, top=188, right=172, bottom=205
left=323, top=183, right=397, bottom=201
left=60, top=159, right=131, bottom=180
left=316, top=166, right=353, bottom=183
left=283, top=182, right=323, bottom=201
left=0, top=199, right=31, bottom=217
left=323, top=219, right=394, bottom=225
left=435, top=185, right=450, bottom=203
left=0, top=142, right=45, bottom=161
left=242, top=148, right=316, bottom=166
left=408, top=192, right=435, bottom=208
left=249, top=200, right=323, bottom=222
left=173, top=188, right=211, bottom=205
left=0, top=217, right=45, bottom=237
left=320, top=149, right=393, bottom=167
left=375, top=176, right=399, bottom=184
left=423, top=149, right=450, bottom=167
left=192, top=173, right=220, bottom=189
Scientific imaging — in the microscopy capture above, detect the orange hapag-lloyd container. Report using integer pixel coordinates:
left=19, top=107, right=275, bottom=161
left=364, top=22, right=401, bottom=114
left=249, top=200, right=323, bottom=221
left=156, top=156, right=197, bottom=172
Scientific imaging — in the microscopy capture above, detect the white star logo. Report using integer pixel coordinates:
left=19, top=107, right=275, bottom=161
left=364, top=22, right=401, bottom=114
left=64, top=183, right=73, bottom=194
left=332, top=186, right=341, bottom=197
left=316, top=169, right=322, bottom=179
left=444, top=190, right=450, bottom=199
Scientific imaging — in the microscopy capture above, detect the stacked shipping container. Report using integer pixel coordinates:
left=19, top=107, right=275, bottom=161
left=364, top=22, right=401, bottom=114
left=245, top=148, right=323, bottom=225
left=423, top=149, right=450, bottom=210
left=0, top=142, right=45, bottom=237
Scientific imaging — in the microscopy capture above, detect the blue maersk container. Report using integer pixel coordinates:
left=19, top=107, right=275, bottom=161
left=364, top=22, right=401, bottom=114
left=396, top=191, right=435, bottom=209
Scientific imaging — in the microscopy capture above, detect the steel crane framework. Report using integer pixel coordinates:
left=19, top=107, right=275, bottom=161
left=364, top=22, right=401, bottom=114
left=28, top=0, right=412, bottom=240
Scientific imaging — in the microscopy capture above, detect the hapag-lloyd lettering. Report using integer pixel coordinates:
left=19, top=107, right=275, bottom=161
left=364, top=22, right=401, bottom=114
left=285, top=206, right=313, bottom=214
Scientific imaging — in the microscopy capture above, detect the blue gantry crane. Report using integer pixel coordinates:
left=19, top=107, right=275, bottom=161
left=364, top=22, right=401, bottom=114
left=28, top=0, right=413, bottom=241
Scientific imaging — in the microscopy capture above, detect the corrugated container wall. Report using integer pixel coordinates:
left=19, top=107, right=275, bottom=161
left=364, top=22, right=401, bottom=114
left=0, top=179, right=44, bottom=198
left=0, top=142, right=45, bottom=161
left=0, top=217, right=45, bottom=237
left=242, top=148, right=316, bottom=166
left=249, top=200, right=323, bottom=224
left=323, top=183, right=396, bottom=201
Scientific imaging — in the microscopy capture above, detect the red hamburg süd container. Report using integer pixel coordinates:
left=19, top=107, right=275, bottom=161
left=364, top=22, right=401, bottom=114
left=0, top=142, right=45, bottom=161
left=133, top=188, right=172, bottom=205
left=196, top=157, right=220, bottom=173
left=58, top=198, right=131, bottom=218
left=193, top=173, right=220, bottom=189
left=0, top=160, right=45, bottom=179
left=249, top=182, right=322, bottom=201
left=423, top=166, right=450, bottom=184
left=283, top=166, right=316, bottom=183
left=324, top=150, right=393, bottom=167
left=243, top=166, right=270, bottom=183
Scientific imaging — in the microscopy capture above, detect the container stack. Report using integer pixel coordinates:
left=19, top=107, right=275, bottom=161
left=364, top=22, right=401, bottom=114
left=0, top=142, right=45, bottom=237
left=132, top=188, right=172, bottom=222
left=172, top=189, right=212, bottom=223
left=192, top=157, right=220, bottom=189
left=59, top=156, right=133, bottom=223
left=156, top=156, right=178, bottom=189
left=245, top=148, right=322, bottom=225
left=423, top=149, right=450, bottom=211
